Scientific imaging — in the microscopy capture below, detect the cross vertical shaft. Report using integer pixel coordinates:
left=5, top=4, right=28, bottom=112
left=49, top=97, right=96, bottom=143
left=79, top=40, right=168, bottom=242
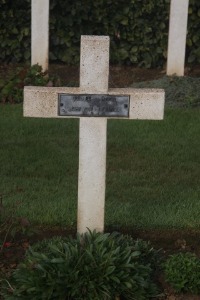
left=77, top=36, right=110, bottom=233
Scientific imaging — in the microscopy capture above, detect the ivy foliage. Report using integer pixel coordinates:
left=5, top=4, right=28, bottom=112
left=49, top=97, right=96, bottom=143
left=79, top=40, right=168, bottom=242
left=0, top=0, right=200, bottom=67
left=0, top=0, right=31, bottom=63
left=0, top=64, right=61, bottom=103
left=187, top=0, right=200, bottom=64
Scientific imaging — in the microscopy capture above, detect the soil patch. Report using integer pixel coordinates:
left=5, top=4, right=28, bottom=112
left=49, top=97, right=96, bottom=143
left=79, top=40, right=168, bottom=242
left=49, top=64, right=164, bottom=87
left=49, top=63, right=200, bottom=88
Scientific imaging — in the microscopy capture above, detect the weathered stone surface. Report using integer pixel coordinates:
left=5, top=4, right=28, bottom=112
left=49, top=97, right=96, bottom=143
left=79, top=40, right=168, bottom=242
left=80, top=36, right=109, bottom=93
left=24, top=87, right=164, bottom=120
left=167, top=0, right=189, bottom=76
left=31, top=0, right=49, bottom=71
left=77, top=118, right=107, bottom=233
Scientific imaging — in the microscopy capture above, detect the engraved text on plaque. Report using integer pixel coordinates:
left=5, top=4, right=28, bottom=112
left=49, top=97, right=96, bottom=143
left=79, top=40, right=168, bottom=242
left=58, top=94, right=129, bottom=117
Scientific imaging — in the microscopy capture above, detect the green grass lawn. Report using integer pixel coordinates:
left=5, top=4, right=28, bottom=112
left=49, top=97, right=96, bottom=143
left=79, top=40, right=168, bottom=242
left=0, top=104, right=200, bottom=229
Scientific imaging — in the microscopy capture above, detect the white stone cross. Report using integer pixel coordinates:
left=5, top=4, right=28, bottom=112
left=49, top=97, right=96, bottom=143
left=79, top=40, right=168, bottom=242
left=167, top=0, right=189, bottom=76
left=24, top=36, right=165, bottom=234
left=31, top=0, right=49, bottom=71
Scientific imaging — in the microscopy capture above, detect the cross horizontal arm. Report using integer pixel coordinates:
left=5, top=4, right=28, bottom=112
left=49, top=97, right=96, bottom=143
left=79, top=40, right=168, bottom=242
left=24, top=86, right=164, bottom=120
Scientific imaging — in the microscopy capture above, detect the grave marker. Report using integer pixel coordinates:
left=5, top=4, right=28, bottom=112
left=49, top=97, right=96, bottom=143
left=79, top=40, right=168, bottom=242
left=24, top=36, right=165, bottom=234
left=167, top=0, right=189, bottom=76
left=31, top=0, right=49, bottom=71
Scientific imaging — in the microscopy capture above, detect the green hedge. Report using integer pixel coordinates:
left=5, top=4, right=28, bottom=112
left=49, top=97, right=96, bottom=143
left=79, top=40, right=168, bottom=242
left=0, top=0, right=200, bottom=67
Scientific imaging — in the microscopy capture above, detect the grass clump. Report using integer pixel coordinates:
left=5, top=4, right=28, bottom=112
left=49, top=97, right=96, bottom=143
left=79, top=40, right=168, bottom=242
left=163, top=252, right=200, bottom=294
left=0, top=105, right=200, bottom=228
left=2, top=231, right=161, bottom=300
left=132, top=76, right=200, bottom=107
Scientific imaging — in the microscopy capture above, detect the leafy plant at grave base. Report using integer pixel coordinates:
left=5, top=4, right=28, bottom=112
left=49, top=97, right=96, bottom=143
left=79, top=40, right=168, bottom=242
left=163, top=252, right=200, bottom=294
left=0, top=192, right=36, bottom=252
left=2, top=230, right=161, bottom=300
left=0, top=64, right=61, bottom=104
left=1, top=0, right=200, bottom=67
